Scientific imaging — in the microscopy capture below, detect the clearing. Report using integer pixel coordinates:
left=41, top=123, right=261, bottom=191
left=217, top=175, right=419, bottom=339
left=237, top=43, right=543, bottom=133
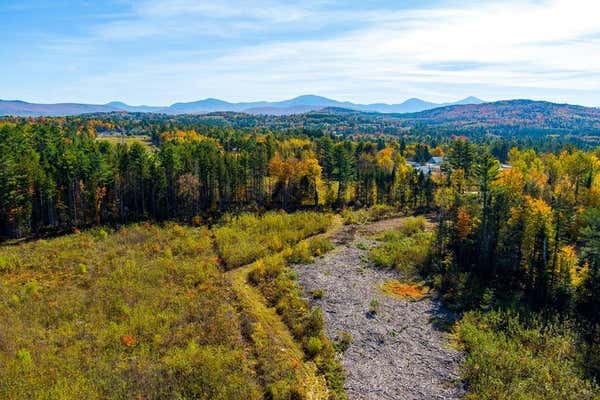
left=293, top=217, right=464, bottom=400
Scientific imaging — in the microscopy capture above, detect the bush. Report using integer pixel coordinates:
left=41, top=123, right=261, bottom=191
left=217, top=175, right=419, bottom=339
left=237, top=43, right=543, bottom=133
left=341, top=208, right=369, bottom=225
left=455, top=310, right=599, bottom=400
left=287, top=237, right=334, bottom=264
left=367, top=204, right=397, bottom=221
left=341, top=205, right=398, bottom=225
left=306, top=337, right=324, bottom=358
left=370, top=218, right=433, bottom=277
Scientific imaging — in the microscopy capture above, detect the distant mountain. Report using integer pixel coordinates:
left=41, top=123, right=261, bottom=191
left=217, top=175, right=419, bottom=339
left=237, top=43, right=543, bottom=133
left=3, top=97, right=599, bottom=133
left=104, top=102, right=164, bottom=113
left=244, top=105, right=318, bottom=115
left=0, top=95, right=485, bottom=116
left=400, top=99, right=600, bottom=131
left=164, top=95, right=484, bottom=115
left=0, top=100, right=118, bottom=117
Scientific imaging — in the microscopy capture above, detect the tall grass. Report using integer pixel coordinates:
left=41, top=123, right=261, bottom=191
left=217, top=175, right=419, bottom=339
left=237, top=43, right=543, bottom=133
left=455, top=310, right=598, bottom=400
left=249, top=244, right=347, bottom=400
left=0, top=223, right=261, bottom=400
left=369, top=216, right=433, bottom=276
left=215, top=211, right=333, bottom=269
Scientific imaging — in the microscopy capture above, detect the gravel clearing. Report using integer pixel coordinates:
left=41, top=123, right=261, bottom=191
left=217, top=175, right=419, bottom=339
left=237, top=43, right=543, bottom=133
left=293, top=220, right=464, bottom=400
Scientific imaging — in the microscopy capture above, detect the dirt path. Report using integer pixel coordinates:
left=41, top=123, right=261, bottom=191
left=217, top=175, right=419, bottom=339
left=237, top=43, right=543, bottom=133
left=293, top=219, right=464, bottom=400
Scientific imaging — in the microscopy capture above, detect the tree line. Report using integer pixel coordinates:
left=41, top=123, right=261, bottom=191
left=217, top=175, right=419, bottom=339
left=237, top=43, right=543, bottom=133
left=0, top=121, right=436, bottom=239
left=431, top=138, right=600, bottom=380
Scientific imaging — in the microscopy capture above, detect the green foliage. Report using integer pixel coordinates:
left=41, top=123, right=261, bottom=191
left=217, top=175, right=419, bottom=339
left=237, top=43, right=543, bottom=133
left=456, top=310, right=599, bottom=400
left=370, top=216, right=433, bottom=276
left=341, top=208, right=370, bottom=225
left=215, top=211, right=333, bottom=268
left=334, top=331, right=353, bottom=353
left=306, top=337, right=324, bottom=358
left=288, top=237, right=334, bottom=264
left=367, top=204, right=398, bottom=221
left=341, top=205, right=398, bottom=225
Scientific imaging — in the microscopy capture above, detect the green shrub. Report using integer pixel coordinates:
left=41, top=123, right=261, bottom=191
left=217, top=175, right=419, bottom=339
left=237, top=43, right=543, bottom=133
left=287, top=237, right=334, bottom=264
left=367, top=204, right=397, bottom=221
left=287, top=241, right=312, bottom=264
left=76, top=263, right=87, bottom=274
left=456, top=310, right=599, bottom=400
left=356, top=242, right=369, bottom=250
left=370, top=218, right=433, bottom=277
left=215, top=211, right=333, bottom=269
left=398, top=215, right=427, bottom=236
left=308, top=237, right=334, bottom=257
left=94, top=228, right=109, bottom=240
left=0, top=254, right=15, bottom=272
left=306, top=336, right=324, bottom=358
left=341, top=208, right=369, bottom=225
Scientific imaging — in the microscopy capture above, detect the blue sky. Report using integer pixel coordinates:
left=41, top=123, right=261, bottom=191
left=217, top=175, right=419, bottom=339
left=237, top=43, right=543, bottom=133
left=2, top=0, right=600, bottom=106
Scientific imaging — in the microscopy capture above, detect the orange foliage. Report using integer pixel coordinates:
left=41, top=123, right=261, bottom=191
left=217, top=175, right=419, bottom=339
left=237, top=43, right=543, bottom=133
left=381, top=280, right=428, bottom=300
left=120, top=335, right=135, bottom=347
left=455, top=207, right=473, bottom=240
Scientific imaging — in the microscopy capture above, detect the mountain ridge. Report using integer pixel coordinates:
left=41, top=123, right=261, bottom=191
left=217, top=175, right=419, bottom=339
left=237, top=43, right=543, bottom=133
left=0, top=95, right=485, bottom=116
left=396, top=99, right=600, bottom=131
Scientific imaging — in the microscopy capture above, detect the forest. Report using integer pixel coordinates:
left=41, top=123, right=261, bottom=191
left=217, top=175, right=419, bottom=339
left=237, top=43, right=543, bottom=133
left=2, top=113, right=600, bottom=399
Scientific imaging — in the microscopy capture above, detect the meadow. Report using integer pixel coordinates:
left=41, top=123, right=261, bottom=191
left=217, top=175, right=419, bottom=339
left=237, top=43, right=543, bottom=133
left=0, top=212, right=338, bottom=400
left=95, top=134, right=155, bottom=149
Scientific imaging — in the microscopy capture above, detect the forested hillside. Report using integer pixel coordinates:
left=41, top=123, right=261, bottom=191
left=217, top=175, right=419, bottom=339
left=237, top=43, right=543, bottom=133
left=400, top=99, right=600, bottom=131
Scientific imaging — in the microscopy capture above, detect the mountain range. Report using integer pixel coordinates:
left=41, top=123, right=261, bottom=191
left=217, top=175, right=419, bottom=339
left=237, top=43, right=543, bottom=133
left=397, top=99, right=600, bottom=131
left=0, top=95, right=485, bottom=117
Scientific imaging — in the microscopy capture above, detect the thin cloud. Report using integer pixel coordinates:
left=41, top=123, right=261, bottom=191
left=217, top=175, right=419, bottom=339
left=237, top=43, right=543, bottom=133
left=3, top=0, right=600, bottom=105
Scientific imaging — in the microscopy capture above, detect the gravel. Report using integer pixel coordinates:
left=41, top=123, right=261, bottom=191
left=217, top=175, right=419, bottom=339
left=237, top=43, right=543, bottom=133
left=293, top=223, right=465, bottom=400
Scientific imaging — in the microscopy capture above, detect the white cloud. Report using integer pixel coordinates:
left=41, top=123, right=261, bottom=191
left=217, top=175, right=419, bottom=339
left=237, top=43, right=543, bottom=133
left=15, top=0, right=600, bottom=105
left=189, top=0, right=600, bottom=101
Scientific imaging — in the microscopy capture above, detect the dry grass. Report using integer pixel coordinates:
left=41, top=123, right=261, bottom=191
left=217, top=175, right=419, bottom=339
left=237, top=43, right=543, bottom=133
left=0, top=212, right=342, bottom=400
left=96, top=135, right=155, bottom=150
left=381, top=279, right=429, bottom=300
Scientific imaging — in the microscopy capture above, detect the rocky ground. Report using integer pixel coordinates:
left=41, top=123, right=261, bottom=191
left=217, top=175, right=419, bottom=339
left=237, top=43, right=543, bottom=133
left=293, top=219, right=464, bottom=400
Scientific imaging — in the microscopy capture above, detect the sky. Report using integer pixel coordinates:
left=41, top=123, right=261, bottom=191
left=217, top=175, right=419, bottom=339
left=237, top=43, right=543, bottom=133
left=1, top=0, right=600, bottom=106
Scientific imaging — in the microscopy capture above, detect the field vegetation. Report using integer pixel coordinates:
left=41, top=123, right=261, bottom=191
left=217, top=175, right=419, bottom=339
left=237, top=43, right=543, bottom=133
left=0, top=211, right=341, bottom=400
left=214, top=212, right=333, bottom=269
left=95, top=134, right=155, bottom=149
left=454, top=311, right=598, bottom=400
left=369, top=216, right=433, bottom=277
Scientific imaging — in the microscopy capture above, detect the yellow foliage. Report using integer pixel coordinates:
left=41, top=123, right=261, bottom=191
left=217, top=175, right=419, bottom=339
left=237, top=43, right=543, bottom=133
left=455, top=207, right=473, bottom=240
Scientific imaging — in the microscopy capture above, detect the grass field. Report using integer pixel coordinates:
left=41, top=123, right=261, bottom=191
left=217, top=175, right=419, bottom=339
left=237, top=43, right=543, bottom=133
left=0, top=212, right=337, bottom=400
left=96, top=134, right=155, bottom=149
